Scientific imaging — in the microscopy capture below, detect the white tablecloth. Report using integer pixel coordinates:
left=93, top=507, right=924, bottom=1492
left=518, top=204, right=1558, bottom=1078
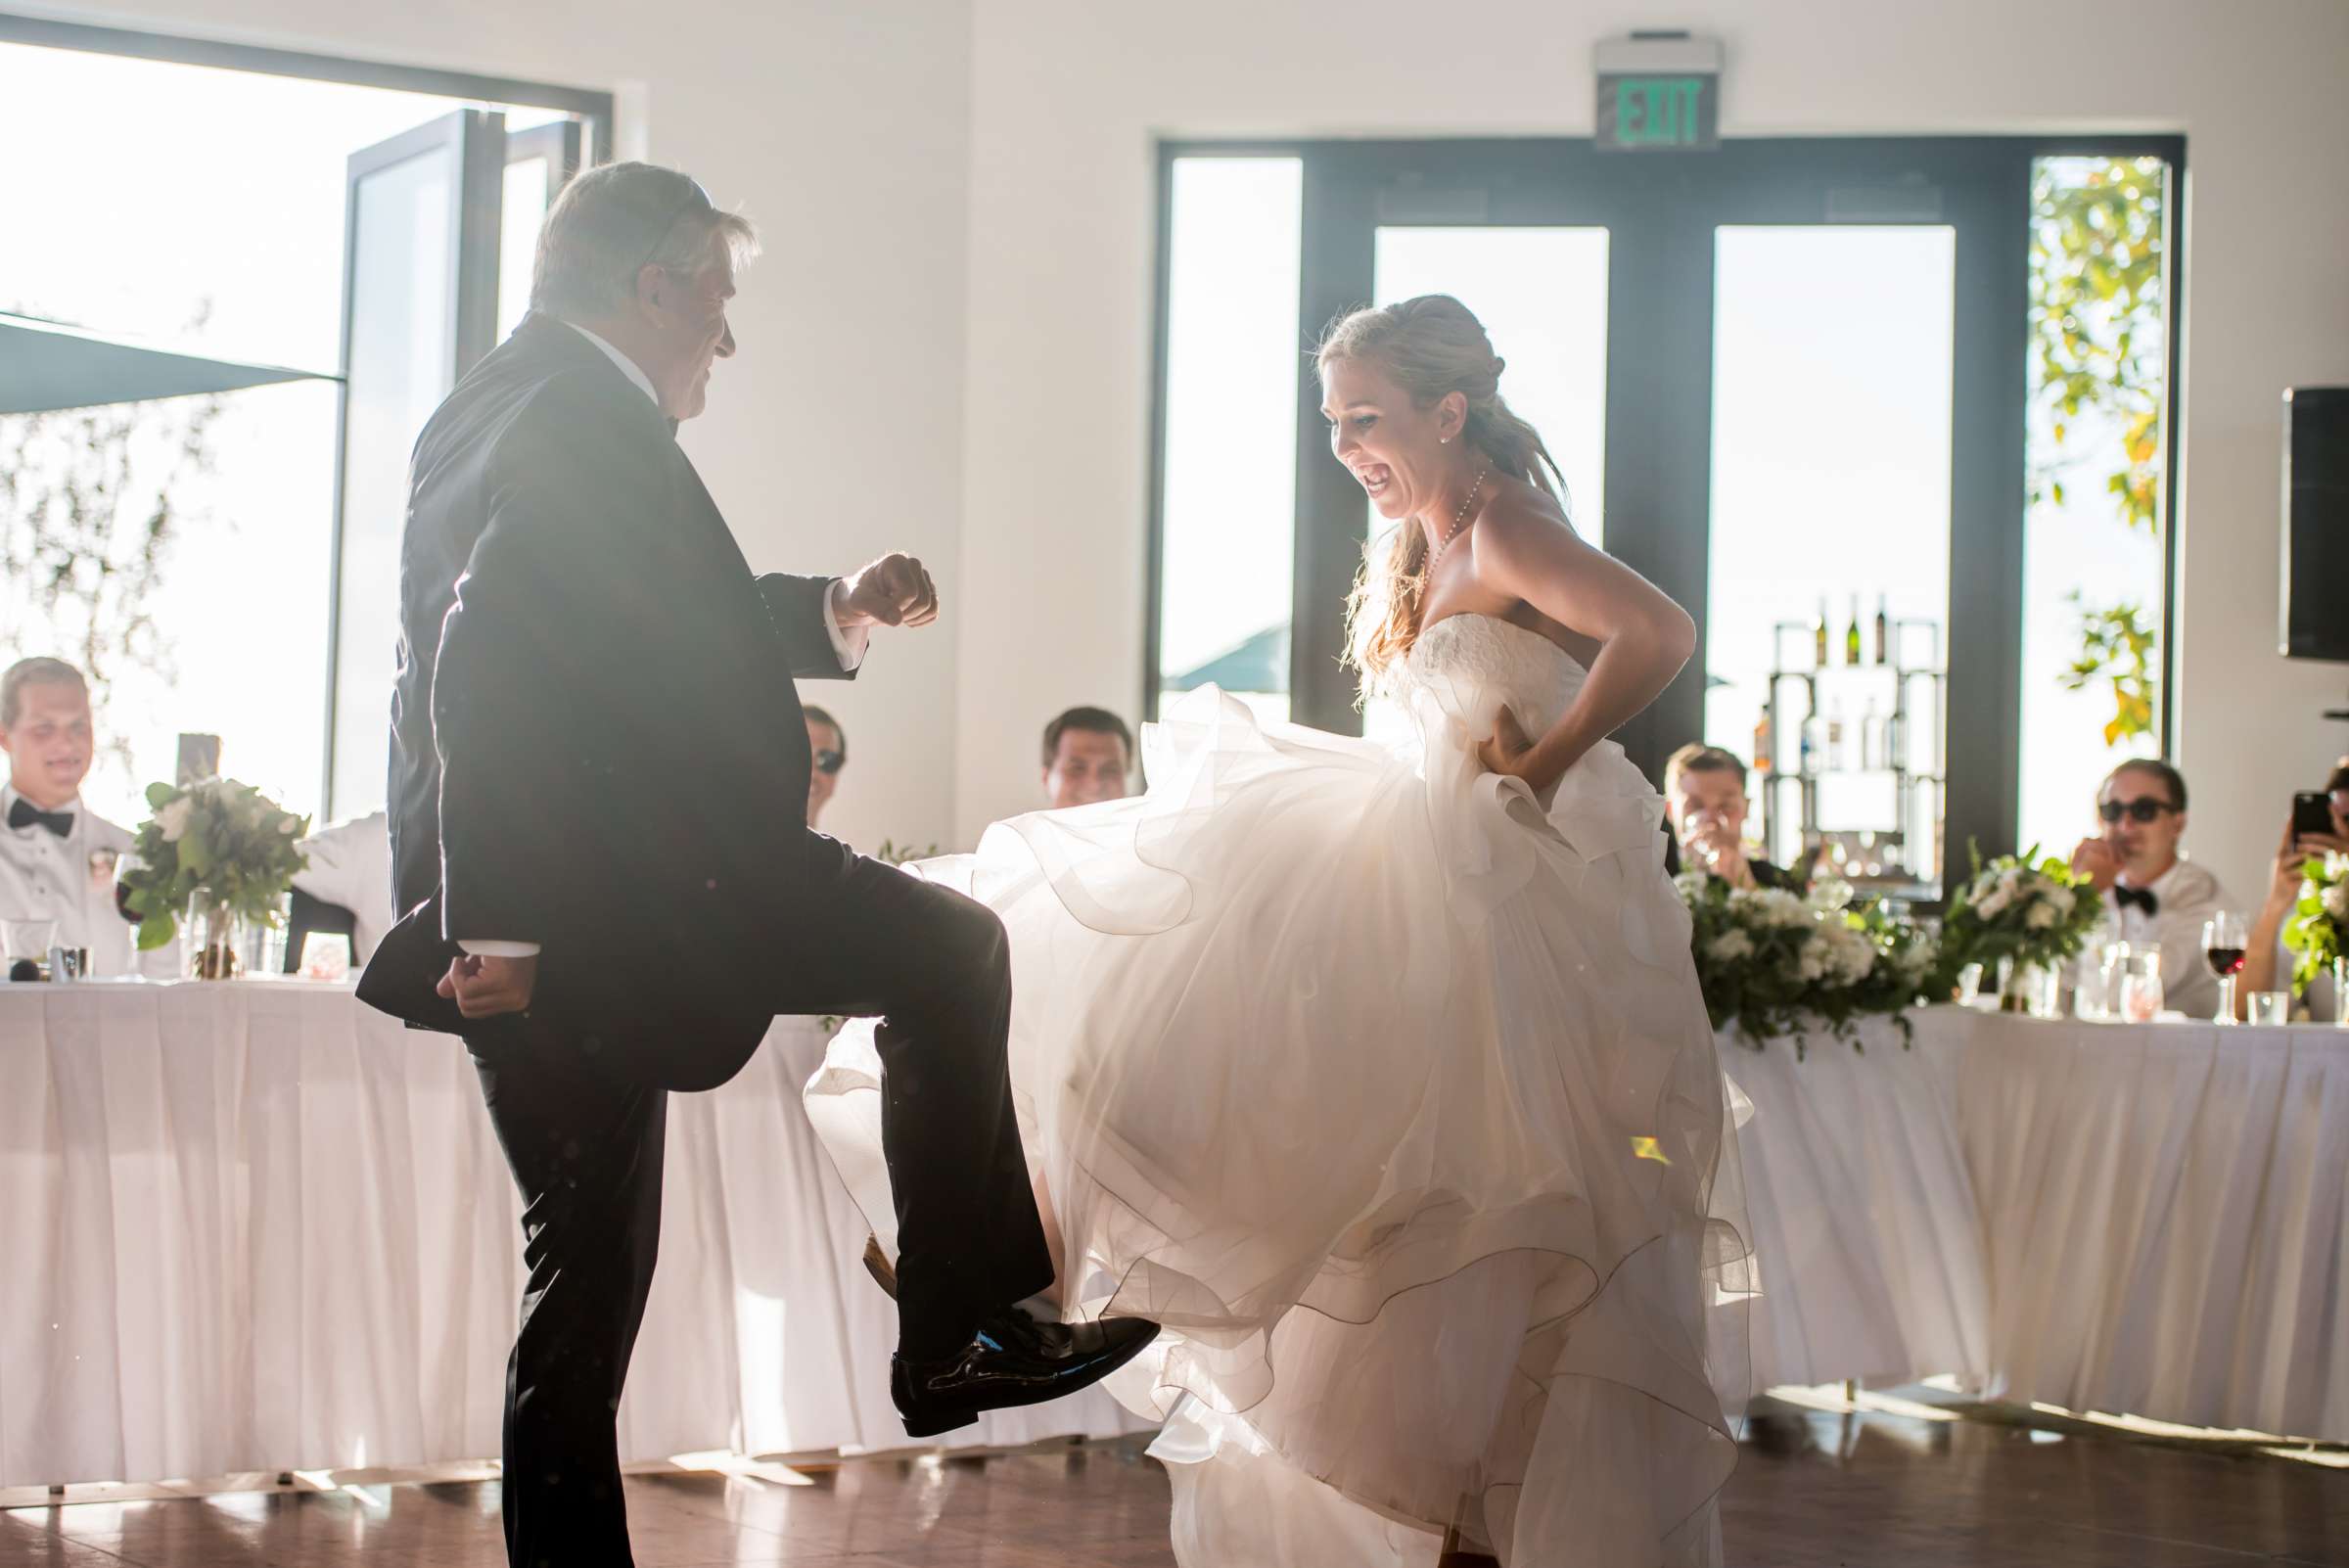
left=1931, top=1008, right=2349, bottom=1442
left=1727, top=1016, right=1991, bottom=1396
left=0, top=981, right=1141, bottom=1489
left=9, top=986, right=2345, bottom=1487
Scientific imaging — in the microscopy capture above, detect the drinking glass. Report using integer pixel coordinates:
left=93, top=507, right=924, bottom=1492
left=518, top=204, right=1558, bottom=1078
left=2120, top=948, right=2164, bottom=1024
left=2202, top=911, right=2248, bottom=1025
left=2247, top=991, right=2291, bottom=1027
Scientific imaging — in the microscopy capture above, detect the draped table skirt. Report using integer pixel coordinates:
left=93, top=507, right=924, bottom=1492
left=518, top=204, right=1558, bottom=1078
left=5, top=985, right=2343, bottom=1487
left=0, top=981, right=1142, bottom=1490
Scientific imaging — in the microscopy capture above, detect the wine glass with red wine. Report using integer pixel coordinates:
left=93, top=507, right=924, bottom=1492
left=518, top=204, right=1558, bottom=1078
left=2203, top=911, right=2249, bottom=1025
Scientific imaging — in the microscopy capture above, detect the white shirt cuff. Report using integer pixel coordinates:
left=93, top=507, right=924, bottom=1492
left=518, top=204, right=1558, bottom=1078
left=823, top=578, right=870, bottom=671
left=459, top=940, right=541, bottom=958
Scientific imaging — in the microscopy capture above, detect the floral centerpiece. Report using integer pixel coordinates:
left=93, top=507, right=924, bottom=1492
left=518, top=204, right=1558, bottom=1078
left=1678, top=873, right=1939, bottom=1056
left=2282, top=852, right=2347, bottom=1002
left=119, top=778, right=309, bottom=979
left=1934, top=846, right=2103, bottom=1012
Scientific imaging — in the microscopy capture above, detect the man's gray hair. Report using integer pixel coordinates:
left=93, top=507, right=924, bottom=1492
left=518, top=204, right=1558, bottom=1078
left=530, top=161, right=760, bottom=321
left=2, top=657, right=87, bottom=728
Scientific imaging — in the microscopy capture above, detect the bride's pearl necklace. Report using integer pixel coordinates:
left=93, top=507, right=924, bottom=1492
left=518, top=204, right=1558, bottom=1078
left=1427, top=466, right=1489, bottom=572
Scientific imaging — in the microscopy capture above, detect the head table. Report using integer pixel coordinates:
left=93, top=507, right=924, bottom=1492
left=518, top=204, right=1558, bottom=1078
left=2, top=983, right=2342, bottom=1488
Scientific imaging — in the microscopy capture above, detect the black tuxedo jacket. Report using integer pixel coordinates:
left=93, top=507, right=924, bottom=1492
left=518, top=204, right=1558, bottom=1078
left=363, top=312, right=852, bottom=1085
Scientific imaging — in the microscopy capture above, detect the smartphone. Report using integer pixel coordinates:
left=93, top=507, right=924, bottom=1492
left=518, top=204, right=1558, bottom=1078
left=2294, top=791, right=2333, bottom=838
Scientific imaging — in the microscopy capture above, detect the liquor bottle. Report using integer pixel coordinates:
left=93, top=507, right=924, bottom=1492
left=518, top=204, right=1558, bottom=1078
left=1800, top=712, right=1822, bottom=776
left=1753, top=708, right=1773, bottom=776
left=1860, top=699, right=1882, bottom=770
left=1844, top=594, right=1863, bottom=666
left=1873, top=593, right=1891, bottom=666
left=1825, top=702, right=1847, bottom=771
left=1813, top=601, right=1829, bottom=669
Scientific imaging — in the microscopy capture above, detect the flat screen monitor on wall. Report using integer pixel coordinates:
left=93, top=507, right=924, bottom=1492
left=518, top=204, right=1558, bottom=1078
left=2283, top=386, right=2349, bottom=663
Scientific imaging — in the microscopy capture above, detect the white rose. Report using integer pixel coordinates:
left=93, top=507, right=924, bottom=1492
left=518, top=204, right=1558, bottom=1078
left=1746, top=889, right=1810, bottom=929
left=2045, top=884, right=2076, bottom=915
left=1975, top=887, right=2012, bottom=920
left=2326, top=882, right=2348, bottom=921
left=1674, top=869, right=1713, bottom=902
left=2025, top=900, right=2058, bottom=930
left=278, top=817, right=299, bottom=837
left=1707, top=930, right=1756, bottom=962
left=156, top=796, right=195, bottom=843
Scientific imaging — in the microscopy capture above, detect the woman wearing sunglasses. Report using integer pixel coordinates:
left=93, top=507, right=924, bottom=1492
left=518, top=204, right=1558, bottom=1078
left=2067, top=760, right=2236, bottom=1019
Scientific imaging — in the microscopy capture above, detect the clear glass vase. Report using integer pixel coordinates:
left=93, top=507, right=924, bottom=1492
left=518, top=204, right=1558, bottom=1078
left=186, top=897, right=243, bottom=981
left=1997, top=954, right=2062, bottom=1019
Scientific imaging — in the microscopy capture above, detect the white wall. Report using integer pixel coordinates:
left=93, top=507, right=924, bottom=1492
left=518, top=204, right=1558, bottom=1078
left=24, top=0, right=977, bottom=855
left=951, top=0, right=2349, bottom=904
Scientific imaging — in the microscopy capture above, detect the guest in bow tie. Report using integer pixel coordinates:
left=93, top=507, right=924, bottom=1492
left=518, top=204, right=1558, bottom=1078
left=0, top=657, right=177, bottom=979
left=2068, top=759, right=2232, bottom=1018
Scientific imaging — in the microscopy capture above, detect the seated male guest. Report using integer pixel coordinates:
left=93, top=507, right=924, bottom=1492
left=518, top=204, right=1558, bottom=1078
left=2068, top=759, right=2231, bottom=1018
left=805, top=704, right=846, bottom=829
left=1042, top=706, right=1132, bottom=810
left=2240, top=762, right=2349, bottom=1019
left=1664, top=744, right=1804, bottom=892
left=289, top=809, right=391, bottom=967
left=0, top=656, right=176, bottom=977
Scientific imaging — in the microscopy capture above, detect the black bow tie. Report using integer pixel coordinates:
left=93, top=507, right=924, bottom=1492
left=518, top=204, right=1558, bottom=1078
left=2114, top=884, right=2159, bottom=917
left=8, top=798, right=73, bottom=839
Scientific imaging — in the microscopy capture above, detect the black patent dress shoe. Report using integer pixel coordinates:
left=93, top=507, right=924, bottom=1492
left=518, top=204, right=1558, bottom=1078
left=892, top=1311, right=1160, bottom=1439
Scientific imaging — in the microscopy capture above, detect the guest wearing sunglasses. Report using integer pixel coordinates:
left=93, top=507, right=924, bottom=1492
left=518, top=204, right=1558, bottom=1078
left=805, top=705, right=847, bottom=829
left=2068, top=759, right=2233, bottom=1018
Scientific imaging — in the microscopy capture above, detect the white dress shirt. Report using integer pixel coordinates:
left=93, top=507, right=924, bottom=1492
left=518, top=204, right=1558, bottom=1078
left=0, top=785, right=179, bottom=979
left=2097, top=856, right=2231, bottom=1020
left=459, top=322, right=867, bottom=959
left=291, top=810, right=392, bottom=965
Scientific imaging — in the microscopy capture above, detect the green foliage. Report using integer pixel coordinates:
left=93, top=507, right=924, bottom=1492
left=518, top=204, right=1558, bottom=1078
left=1934, top=842, right=2104, bottom=992
left=117, top=778, right=310, bottom=949
left=1677, top=872, right=1937, bottom=1057
left=2029, top=158, right=2169, bottom=748
left=2057, top=594, right=2157, bottom=746
left=2282, top=853, right=2346, bottom=992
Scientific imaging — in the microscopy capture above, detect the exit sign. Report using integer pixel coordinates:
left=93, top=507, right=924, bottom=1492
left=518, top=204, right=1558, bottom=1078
left=1595, top=31, right=1722, bottom=152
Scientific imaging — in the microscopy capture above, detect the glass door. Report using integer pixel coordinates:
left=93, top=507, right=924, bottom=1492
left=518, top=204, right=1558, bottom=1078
left=1152, top=136, right=2182, bottom=898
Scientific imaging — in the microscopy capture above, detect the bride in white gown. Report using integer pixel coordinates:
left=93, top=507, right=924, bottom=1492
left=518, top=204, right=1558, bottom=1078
left=808, top=295, right=1753, bottom=1567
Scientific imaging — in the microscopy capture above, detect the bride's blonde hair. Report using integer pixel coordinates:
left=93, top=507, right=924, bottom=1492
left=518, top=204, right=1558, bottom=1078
left=1319, top=295, right=1567, bottom=694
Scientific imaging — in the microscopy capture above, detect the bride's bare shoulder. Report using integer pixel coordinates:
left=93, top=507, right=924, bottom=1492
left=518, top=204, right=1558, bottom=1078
left=1472, top=477, right=1591, bottom=569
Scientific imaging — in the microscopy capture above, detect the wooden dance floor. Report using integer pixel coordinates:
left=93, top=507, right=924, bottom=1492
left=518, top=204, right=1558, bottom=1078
left=4, top=1399, right=2345, bottom=1567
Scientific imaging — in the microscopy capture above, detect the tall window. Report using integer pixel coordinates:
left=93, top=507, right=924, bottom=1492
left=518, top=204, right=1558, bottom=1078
left=0, top=23, right=599, bottom=827
left=1151, top=156, right=1304, bottom=725
left=1702, top=226, right=1956, bottom=894
left=2016, top=157, right=2173, bottom=855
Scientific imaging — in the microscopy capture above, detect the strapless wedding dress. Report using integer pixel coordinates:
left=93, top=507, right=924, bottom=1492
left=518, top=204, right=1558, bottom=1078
left=807, top=613, right=1753, bottom=1566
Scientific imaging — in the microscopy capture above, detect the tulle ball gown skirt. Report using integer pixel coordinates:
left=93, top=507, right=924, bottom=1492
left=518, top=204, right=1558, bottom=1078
left=810, top=657, right=1752, bottom=1567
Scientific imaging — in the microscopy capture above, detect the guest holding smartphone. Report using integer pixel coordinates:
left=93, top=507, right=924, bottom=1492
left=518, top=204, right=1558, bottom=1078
left=2238, top=763, right=2349, bottom=1020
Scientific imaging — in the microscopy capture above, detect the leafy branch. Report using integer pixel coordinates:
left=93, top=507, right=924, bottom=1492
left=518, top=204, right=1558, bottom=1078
left=2028, top=158, right=2168, bottom=746
left=0, top=303, right=224, bottom=777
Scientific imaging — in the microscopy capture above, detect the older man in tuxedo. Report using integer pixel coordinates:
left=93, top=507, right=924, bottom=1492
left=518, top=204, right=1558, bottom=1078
left=365, top=161, right=1152, bottom=1568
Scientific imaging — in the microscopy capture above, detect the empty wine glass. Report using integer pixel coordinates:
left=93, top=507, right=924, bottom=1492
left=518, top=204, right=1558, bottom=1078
left=2202, top=911, right=2248, bottom=1025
